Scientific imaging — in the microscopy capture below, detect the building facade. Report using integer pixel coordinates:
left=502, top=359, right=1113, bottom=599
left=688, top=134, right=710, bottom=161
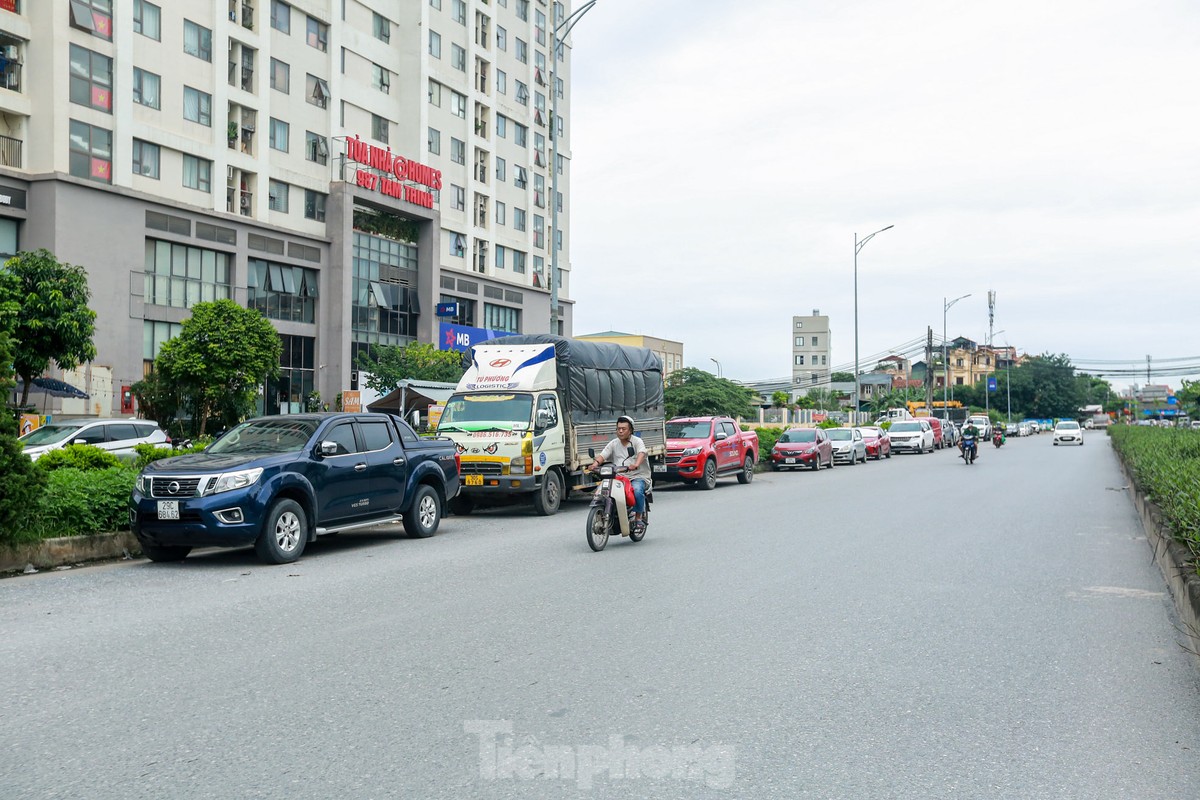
left=0, top=0, right=574, bottom=416
left=791, top=310, right=831, bottom=393
left=575, top=330, right=684, bottom=382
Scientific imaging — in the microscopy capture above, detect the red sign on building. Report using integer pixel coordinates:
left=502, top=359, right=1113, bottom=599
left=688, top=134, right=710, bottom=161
left=345, top=136, right=441, bottom=210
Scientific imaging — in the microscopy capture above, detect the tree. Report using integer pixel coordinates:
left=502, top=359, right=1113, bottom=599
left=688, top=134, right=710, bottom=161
left=805, top=388, right=836, bottom=413
left=1177, top=379, right=1200, bottom=417
left=663, top=368, right=758, bottom=419
left=130, top=369, right=184, bottom=436
left=830, top=371, right=854, bottom=383
left=0, top=269, right=44, bottom=541
left=356, top=341, right=466, bottom=393
left=4, top=250, right=97, bottom=408
left=771, top=390, right=791, bottom=409
left=155, top=300, right=282, bottom=436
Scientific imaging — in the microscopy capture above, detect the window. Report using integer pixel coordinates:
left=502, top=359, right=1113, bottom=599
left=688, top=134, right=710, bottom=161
left=372, top=11, right=390, bottom=42
left=495, top=201, right=506, bottom=225
left=371, top=114, right=388, bottom=144
left=513, top=208, right=526, bottom=232
left=430, top=0, right=441, bottom=8
left=516, top=0, right=529, bottom=21
left=131, top=68, right=161, bottom=109
left=429, top=30, right=441, bottom=58
left=69, top=0, right=113, bottom=40
left=268, top=180, right=289, bottom=212
left=496, top=69, right=507, bottom=94
left=305, top=190, right=327, bottom=221
left=428, top=79, right=442, bottom=107
left=306, top=131, right=329, bottom=164
left=271, top=0, right=291, bottom=32
left=131, top=139, right=159, bottom=179
left=184, top=20, right=212, bottom=61
left=515, top=80, right=528, bottom=106
left=451, top=43, right=466, bottom=71
left=516, top=38, right=527, bottom=64
left=306, top=74, right=330, bottom=108
left=812, top=336, right=818, bottom=346
left=794, top=337, right=803, bottom=347
left=535, top=9, right=546, bottom=45
left=496, top=115, right=507, bottom=138
left=133, top=0, right=161, bottom=40
left=183, top=87, right=211, bottom=126
left=269, top=118, right=289, bottom=151
left=514, top=166, right=527, bottom=187
left=182, top=154, right=211, bottom=191
left=495, top=157, right=506, bottom=182
left=514, top=123, right=527, bottom=147
left=428, top=127, right=441, bottom=155
left=795, top=355, right=805, bottom=366
left=144, top=240, right=231, bottom=310
left=512, top=249, right=526, bottom=273
left=451, top=91, right=466, bottom=118
left=451, top=185, right=465, bottom=211
left=306, top=16, right=328, bottom=51
left=69, top=45, right=112, bottom=113
left=484, top=303, right=521, bottom=333
left=495, top=245, right=506, bottom=269
left=496, top=25, right=507, bottom=50
left=452, top=0, right=466, bottom=24
left=372, top=64, right=391, bottom=93
left=440, top=295, right=476, bottom=327
left=270, top=58, right=289, bottom=93
left=450, top=137, right=465, bottom=165
left=249, top=261, right=318, bottom=322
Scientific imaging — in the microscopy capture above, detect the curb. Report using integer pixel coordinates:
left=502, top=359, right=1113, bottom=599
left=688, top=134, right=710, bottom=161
left=1117, top=456, right=1200, bottom=665
left=0, top=532, right=141, bottom=574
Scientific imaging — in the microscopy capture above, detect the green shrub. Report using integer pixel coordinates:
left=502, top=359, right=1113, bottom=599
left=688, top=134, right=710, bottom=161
left=1109, top=426, right=1200, bottom=570
left=36, top=443, right=121, bottom=472
left=879, top=420, right=892, bottom=430
left=752, top=427, right=783, bottom=461
left=133, top=440, right=210, bottom=470
left=817, top=419, right=842, bottom=429
left=0, top=433, right=47, bottom=546
left=23, top=467, right=137, bottom=538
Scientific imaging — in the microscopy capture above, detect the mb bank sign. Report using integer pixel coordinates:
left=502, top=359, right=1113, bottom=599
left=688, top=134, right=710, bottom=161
left=440, top=322, right=508, bottom=353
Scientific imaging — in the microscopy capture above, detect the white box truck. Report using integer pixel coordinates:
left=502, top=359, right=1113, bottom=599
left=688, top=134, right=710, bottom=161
left=436, top=335, right=666, bottom=516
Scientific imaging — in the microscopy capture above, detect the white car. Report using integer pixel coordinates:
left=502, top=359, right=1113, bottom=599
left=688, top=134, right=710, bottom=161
left=19, top=419, right=169, bottom=461
left=886, top=419, right=935, bottom=454
left=965, top=415, right=992, bottom=439
left=1053, top=420, right=1084, bottom=446
left=827, top=427, right=867, bottom=464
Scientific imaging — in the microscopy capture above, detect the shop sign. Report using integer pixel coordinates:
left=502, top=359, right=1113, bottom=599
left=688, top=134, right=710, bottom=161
left=345, top=136, right=441, bottom=210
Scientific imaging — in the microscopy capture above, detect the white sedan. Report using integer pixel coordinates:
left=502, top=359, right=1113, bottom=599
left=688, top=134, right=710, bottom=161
left=1053, top=420, right=1084, bottom=446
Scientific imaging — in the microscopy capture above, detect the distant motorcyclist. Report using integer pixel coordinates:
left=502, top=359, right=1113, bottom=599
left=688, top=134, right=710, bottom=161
left=589, top=415, right=650, bottom=531
left=961, top=420, right=981, bottom=459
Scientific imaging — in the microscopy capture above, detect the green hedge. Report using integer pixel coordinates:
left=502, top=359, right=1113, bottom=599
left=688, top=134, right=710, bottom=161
left=1109, top=426, right=1200, bottom=568
left=133, top=440, right=209, bottom=470
left=18, top=467, right=137, bottom=541
left=36, top=444, right=122, bottom=472
left=751, top=427, right=783, bottom=462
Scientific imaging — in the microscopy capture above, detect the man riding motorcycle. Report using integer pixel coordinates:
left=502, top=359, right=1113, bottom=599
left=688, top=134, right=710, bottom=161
left=589, top=415, right=650, bottom=532
left=960, top=419, right=981, bottom=461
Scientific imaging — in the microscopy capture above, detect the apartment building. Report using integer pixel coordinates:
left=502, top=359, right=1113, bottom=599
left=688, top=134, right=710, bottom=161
left=0, top=0, right=573, bottom=416
left=791, top=310, right=831, bottom=393
left=575, top=330, right=684, bottom=381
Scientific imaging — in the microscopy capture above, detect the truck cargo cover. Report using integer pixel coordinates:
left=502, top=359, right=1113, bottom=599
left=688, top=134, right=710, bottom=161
left=481, top=335, right=664, bottom=424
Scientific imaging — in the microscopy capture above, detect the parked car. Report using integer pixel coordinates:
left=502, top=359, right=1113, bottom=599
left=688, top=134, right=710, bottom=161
left=1005, top=423, right=1019, bottom=437
left=19, top=418, right=168, bottom=462
left=965, top=415, right=992, bottom=440
left=662, top=416, right=759, bottom=489
left=857, top=426, right=891, bottom=460
left=888, top=419, right=935, bottom=454
left=942, top=421, right=960, bottom=447
left=130, top=413, right=461, bottom=564
left=827, top=427, right=867, bottom=464
left=769, top=427, right=833, bottom=471
left=922, top=416, right=945, bottom=449
left=1053, top=420, right=1084, bottom=446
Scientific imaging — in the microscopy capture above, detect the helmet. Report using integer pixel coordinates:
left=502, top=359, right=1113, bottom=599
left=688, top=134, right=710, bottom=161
left=617, top=415, right=635, bottom=428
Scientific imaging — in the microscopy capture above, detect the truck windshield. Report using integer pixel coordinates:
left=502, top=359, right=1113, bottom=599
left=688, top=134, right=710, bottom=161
left=208, top=418, right=320, bottom=454
left=439, top=394, right=533, bottom=431
left=666, top=421, right=712, bottom=438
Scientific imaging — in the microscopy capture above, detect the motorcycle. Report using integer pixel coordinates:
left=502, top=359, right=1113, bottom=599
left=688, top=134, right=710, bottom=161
left=961, top=435, right=977, bottom=465
left=585, top=451, right=650, bottom=552
left=993, top=430, right=1005, bottom=448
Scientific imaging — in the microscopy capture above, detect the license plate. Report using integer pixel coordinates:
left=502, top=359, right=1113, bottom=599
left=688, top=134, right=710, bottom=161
left=465, top=474, right=483, bottom=486
left=157, top=500, right=179, bottom=520
left=652, top=463, right=666, bottom=473
left=785, top=458, right=796, bottom=464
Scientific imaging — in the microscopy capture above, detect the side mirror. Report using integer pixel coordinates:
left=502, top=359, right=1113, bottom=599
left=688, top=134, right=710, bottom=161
left=536, top=408, right=555, bottom=428
left=714, top=431, right=728, bottom=441
left=73, top=438, right=88, bottom=446
left=318, top=441, right=338, bottom=457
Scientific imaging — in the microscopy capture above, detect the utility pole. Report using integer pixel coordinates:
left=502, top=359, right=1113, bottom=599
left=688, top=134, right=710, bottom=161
left=1146, top=354, right=1151, bottom=383
left=925, top=326, right=934, bottom=414
left=985, top=290, right=995, bottom=416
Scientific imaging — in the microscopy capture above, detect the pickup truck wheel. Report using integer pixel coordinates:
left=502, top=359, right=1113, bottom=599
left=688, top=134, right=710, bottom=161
left=449, top=495, right=475, bottom=516
left=403, top=484, right=441, bottom=538
left=533, top=469, right=563, bottom=516
left=698, top=458, right=718, bottom=490
left=141, top=542, right=191, bottom=562
left=255, top=499, right=307, bottom=564
left=736, top=455, right=754, bottom=484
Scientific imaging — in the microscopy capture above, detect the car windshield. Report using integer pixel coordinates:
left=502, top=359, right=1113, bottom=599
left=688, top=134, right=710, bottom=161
left=207, top=418, right=320, bottom=454
left=778, top=429, right=816, bottom=443
left=1057, top=422, right=1080, bottom=430
left=857, top=428, right=878, bottom=438
left=826, top=429, right=852, bottom=441
left=438, top=393, right=534, bottom=432
left=667, top=421, right=713, bottom=439
left=19, top=424, right=85, bottom=446
left=890, top=422, right=922, bottom=432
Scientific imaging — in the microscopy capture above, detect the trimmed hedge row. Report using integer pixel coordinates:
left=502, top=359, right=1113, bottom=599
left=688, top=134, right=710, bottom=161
left=1109, top=426, right=1200, bottom=566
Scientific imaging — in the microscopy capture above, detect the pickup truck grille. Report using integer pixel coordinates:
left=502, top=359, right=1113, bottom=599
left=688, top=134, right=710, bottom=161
left=150, top=476, right=208, bottom=498
left=665, top=456, right=682, bottom=466
left=460, top=462, right=503, bottom=476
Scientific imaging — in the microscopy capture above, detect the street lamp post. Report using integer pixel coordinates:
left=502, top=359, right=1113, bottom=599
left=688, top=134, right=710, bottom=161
left=710, top=358, right=722, bottom=378
left=548, top=1, right=599, bottom=334
left=943, top=294, right=971, bottom=417
left=853, top=225, right=894, bottom=418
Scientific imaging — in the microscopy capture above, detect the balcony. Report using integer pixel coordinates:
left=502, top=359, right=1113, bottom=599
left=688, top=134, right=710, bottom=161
left=226, top=187, right=253, bottom=216
left=0, top=58, right=19, bottom=92
left=0, top=132, right=20, bottom=167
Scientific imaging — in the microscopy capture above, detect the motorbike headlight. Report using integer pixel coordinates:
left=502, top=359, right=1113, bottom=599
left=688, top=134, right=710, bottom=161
left=682, top=447, right=702, bottom=456
left=209, top=467, right=263, bottom=495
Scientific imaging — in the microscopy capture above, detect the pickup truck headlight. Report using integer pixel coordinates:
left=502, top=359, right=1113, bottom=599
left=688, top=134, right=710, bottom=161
left=209, top=467, right=264, bottom=495
left=681, top=447, right=702, bottom=456
left=136, top=474, right=150, bottom=494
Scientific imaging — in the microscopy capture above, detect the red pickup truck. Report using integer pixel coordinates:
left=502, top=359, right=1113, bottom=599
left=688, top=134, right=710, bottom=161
left=658, top=416, right=759, bottom=489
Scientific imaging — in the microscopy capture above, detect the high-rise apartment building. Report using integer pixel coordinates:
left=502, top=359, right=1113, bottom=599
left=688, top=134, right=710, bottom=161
left=0, top=0, right=573, bottom=415
left=791, top=310, right=831, bottom=394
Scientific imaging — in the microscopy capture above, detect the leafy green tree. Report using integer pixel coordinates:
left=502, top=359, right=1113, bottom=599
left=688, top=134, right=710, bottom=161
left=805, top=388, right=836, bottom=413
left=1178, top=379, right=1200, bottom=417
left=664, top=367, right=757, bottom=419
left=155, top=300, right=282, bottom=436
left=830, top=371, right=854, bottom=383
left=356, top=341, right=466, bottom=392
left=130, top=369, right=183, bottom=435
left=3, top=250, right=98, bottom=408
left=0, top=269, right=45, bottom=542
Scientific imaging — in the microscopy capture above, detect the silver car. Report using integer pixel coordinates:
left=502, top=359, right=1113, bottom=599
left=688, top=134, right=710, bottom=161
left=19, top=419, right=168, bottom=461
left=827, top=427, right=867, bottom=464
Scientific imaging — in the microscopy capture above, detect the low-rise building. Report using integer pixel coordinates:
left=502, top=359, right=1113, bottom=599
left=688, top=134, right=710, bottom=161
left=575, top=331, right=684, bottom=381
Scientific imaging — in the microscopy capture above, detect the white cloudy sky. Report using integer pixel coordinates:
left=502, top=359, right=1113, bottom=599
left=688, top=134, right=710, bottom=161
left=565, top=0, right=1200, bottom=390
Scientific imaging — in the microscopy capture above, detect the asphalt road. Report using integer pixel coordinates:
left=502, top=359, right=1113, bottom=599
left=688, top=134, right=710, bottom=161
left=2, top=433, right=1199, bottom=799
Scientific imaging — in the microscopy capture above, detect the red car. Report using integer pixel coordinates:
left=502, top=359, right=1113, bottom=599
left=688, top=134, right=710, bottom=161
left=770, top=428, right=833, bottom=471
left=857, top=426, right=892, bottom=460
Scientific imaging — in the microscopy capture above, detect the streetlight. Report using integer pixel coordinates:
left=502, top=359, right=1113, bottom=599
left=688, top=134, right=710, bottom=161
left=710, top=357, right=722, bottom=378
left=548, top=1, right=599, bottom=334
left=853, top=225, right=894, bottom=417
left=943, top=293, right=971, bottom=417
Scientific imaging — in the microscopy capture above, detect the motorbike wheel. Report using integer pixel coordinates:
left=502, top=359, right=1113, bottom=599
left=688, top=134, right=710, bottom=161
left=586, top=506, right=610, bottom=552
left=629, top=514, right=647, bottom=543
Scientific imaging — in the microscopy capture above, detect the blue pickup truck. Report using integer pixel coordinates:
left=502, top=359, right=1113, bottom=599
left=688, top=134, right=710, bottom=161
left=130, top=413, right=460, bottom=564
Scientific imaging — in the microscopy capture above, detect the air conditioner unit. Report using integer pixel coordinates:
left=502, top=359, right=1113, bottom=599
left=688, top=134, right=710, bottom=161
left=241, top=194, right=251, bottom=209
